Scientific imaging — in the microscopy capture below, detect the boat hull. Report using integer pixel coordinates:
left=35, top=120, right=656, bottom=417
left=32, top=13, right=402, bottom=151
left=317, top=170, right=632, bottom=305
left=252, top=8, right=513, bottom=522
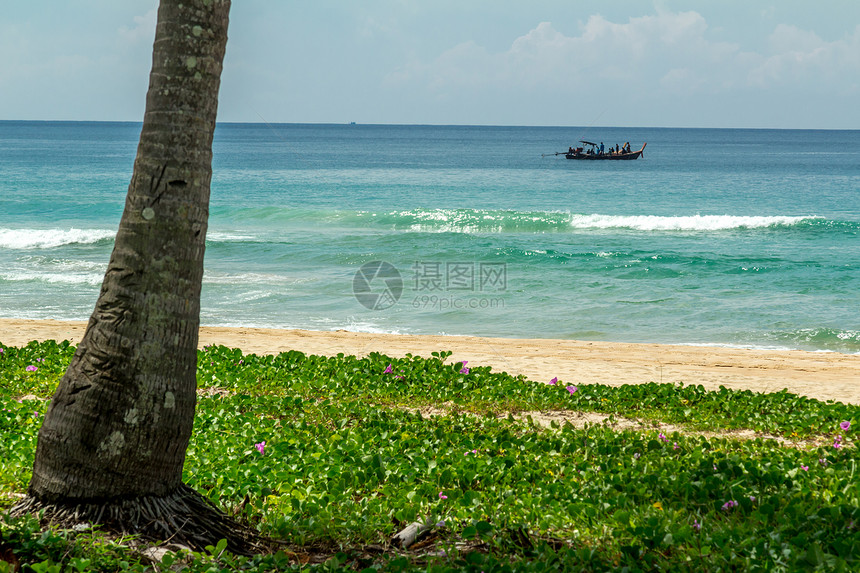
left=566, top=142, right=646, bottom=160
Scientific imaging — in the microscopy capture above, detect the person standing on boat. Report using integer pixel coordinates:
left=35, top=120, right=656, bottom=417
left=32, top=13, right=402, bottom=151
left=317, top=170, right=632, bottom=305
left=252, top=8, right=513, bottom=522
left=599, top=142, right=604, bottom=155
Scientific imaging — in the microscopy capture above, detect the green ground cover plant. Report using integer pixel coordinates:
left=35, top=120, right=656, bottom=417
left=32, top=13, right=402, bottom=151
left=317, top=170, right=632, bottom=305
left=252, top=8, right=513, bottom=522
left=2, top=340, right=859, bottom=571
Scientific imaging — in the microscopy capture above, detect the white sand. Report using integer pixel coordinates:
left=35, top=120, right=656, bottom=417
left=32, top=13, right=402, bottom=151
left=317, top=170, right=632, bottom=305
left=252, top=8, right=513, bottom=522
left=2, top=319, right=858, bottom=404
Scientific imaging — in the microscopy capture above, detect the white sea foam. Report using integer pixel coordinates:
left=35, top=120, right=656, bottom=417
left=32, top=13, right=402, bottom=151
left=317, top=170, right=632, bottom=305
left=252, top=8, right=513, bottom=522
left=206, top=231, right=257, bottom=242
left=679, top=342, right=797, bottom=352
left=567, top=214, right=815, bottom=231
left=0, top=270, right=103, bottom=286
left=0, top=228, right=259, bottom=248
left=16, top=256, right=106, bottom=273
left=0, top=228, right=114, bottom=249
left=340, top=318, right=406, bottom=335
left=203, top=271, right=315, bottom=286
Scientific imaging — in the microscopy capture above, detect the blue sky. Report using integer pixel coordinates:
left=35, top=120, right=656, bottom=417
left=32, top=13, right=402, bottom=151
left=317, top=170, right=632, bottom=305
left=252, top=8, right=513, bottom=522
left=2, top=1, right=859, bottom=128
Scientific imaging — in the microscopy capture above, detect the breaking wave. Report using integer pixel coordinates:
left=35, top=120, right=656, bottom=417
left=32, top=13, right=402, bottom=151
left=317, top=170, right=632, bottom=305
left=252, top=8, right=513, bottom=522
left=0, top=228, right=114, bottom=249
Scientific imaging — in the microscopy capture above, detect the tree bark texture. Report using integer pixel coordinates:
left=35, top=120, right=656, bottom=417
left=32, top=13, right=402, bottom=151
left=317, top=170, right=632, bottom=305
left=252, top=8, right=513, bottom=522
left=28, top=0, right=230, bottom=503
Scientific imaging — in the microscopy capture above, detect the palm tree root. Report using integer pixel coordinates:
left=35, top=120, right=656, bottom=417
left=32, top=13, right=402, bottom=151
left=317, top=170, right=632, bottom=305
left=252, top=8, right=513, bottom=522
left=9, top=483, right=263, bottom=556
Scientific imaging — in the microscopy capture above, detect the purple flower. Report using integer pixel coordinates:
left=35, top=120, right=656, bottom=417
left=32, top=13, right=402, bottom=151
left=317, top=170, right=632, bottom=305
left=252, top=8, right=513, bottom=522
left=438, top=491, right=447, bottom=500
left=749, top=496, right=756, bottom=502
left=658, top=433, right=668, bottom=442
left=566, top=385, right=577, bottom=395
left=721, top=500, right=738, bottom=511
left=549, top=377, right=558, bottom=385
left=840, top=421, right=851, bottom=432
left=255, top=441, right=265, bottom=455
left=693, top=518, right=702, bottom=532
left=459, top=361, right=469, bottom=374
left=633, top=453, right=641, bottom=460
left=673, top=442, right=679, bottom=450
left=0, top=347, right=4, bottom=353
left=383, top=364, right=393, bottom=374
left=25, top=365, right=37, bottom=372
left=800, top=465, right=809, bottom=471
left=819, top=458, right=829, bottom=466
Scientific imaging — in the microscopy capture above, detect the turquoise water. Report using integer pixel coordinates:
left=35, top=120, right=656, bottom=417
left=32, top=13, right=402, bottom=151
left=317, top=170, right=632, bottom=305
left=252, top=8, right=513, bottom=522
left=1, top=121, right=858, bottom=353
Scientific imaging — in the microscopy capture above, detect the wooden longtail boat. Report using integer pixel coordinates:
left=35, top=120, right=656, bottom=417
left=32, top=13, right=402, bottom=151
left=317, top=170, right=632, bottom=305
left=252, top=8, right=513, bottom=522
left=545, top=141, right=647, bottom=160
left=568, top=141, right=645, bottom=160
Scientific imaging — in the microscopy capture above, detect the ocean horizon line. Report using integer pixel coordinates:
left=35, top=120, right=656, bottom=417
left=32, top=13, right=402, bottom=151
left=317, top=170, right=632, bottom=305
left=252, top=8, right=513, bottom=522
left=2, top=118, right=859, bottom=133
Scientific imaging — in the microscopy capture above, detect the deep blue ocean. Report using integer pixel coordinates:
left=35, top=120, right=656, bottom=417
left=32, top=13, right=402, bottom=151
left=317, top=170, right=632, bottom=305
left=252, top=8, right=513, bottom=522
left=1, top=121, right=858, bottom=353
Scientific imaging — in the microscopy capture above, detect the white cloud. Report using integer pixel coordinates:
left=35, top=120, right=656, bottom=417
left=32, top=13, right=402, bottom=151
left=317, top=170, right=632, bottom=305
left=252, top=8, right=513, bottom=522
left=389, top=12, right=745, bottom=97
left=749, top=24, right=860, bottom=93
left=768, top=23, right=824, bottom=54
left=660, top=68, right=705, bottom=95
left=386, top=10, right=860, bottom=112
left=117, top=8, right=157, bottom=45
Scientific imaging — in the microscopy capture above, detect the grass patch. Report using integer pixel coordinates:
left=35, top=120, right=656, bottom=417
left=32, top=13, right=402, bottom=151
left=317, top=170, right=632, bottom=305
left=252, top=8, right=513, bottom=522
left=2, top=339, right=859, bottom=571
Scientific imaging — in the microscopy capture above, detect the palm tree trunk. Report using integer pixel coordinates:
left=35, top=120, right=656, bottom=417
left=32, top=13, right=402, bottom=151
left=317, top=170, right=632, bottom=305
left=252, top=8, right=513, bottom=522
left=13, top=0, right=256, bottom=553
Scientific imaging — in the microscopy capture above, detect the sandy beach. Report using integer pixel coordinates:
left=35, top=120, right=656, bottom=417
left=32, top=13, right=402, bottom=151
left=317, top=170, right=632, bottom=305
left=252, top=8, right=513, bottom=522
left=2, top=318, right=858, bottom=404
